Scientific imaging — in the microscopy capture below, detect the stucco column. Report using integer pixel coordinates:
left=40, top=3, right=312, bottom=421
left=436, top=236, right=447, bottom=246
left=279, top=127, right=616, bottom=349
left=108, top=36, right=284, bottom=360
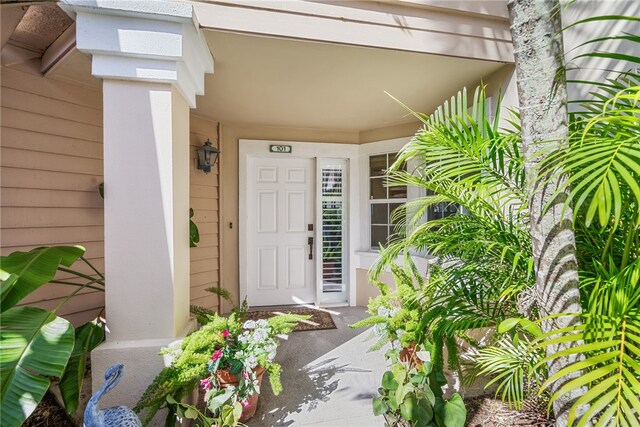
left=61, top=0, right=213, bottom=416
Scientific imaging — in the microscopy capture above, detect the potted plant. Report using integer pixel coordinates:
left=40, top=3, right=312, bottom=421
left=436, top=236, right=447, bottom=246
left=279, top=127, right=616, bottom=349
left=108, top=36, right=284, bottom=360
left=350, top=263, right=425, bottom=354
left=135, top=307, right=307, bottom=426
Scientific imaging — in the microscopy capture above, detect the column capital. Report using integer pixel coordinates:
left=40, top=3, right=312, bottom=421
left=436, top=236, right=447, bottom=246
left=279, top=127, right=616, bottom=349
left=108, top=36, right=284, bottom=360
left=61, top=0, right=213, bottom=107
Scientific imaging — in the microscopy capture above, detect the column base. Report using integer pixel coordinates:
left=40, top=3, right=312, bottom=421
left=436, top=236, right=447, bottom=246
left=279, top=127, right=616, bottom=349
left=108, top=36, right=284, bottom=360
left=90, top=320, right=196, bottom=426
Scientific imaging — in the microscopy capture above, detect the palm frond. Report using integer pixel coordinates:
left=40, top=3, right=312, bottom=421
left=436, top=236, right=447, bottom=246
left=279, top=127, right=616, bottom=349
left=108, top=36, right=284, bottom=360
left=536, top=260, right=640, bottom=426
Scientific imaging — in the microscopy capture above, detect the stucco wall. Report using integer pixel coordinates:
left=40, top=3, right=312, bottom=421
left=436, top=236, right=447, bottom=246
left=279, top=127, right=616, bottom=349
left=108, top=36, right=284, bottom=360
left=0, top=60, right=220, bottom=324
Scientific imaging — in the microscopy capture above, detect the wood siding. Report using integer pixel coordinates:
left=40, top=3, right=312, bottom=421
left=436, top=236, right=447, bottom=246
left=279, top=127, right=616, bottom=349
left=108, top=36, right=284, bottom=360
left=0, top=62, right=220, bottom=325
left=189, top=114, right=220, bottom=313
left=1, top=63, right=105, bottom=326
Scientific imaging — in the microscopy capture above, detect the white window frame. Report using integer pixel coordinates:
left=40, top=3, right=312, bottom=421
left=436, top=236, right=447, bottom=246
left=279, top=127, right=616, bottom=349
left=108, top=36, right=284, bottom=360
left=358, top=137, right=411, bottom=254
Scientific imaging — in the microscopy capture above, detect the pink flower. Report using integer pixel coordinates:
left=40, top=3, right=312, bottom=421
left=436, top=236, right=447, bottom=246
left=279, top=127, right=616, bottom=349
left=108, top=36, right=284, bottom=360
left=211, top=350, right=223, bottom=360
left=242, top=371, right=249, bottom=380
left=241, top=399, right=250, bottom=408
left=200, top=378, right=212, bottom=391
left=222, top=329, right=230, bottom=338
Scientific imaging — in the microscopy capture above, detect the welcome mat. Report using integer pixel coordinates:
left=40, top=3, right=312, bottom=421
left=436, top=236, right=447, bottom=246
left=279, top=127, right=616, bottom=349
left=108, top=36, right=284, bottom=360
left=246, top=307, right=337, bottom=332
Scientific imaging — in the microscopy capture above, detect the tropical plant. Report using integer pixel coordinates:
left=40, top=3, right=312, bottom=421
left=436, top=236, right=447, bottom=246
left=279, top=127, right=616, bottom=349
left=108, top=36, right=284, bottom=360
left=135, top=306, right=307, bottom=426
left=0, top=246, right=105, bottom=427
left=373, top=343, right=466, bottom=427
left=474, top=317, right=545, bottom=410
left=371, top=86, right=533, bottom=382
left=532, top=71, right=640, bottom=426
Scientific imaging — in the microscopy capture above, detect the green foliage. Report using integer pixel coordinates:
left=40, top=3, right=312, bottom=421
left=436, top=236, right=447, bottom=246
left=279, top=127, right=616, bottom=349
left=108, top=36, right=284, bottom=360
left=59, top=319, right=105, bottom=413
left=368, top=87, right=532, bottom=393
left=535, top=260, right=640, bottom=426
left=373, top=30, right=640, bottom=421
left=136, top=308, right=306, bottom=425
left=190, top=208, right=200, bottom=248
left=135, top=314, right=237, bottom=424
left=351, top=273, right=424, bottom=351
left=373, top=348, right=466, bottom=427
left=475, top=335, right=545, bottom=410
left=0, top=246, right=86, bottom=312
left=0, top=246, right=105, bottom=426
left=165, top=395, right=244, bottom=427
left=0, top=306, right=75, bottom=427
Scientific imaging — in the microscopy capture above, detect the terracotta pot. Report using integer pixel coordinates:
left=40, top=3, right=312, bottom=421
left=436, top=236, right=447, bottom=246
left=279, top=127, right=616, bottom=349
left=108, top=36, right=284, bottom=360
left=399, top=343, right=422, bottom=368
left=215, top=366, right=266, bottom=422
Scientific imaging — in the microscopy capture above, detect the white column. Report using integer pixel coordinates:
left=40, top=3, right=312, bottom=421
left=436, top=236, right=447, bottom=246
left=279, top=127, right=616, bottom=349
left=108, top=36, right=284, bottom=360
left=102, top=80, right=191, bottom=341
left=61, top=0, right=213, bottom=416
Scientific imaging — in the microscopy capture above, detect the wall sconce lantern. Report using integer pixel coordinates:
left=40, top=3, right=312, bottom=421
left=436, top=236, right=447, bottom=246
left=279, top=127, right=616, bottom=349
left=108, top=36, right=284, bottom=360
left=196, top=138, right=220, bottom=174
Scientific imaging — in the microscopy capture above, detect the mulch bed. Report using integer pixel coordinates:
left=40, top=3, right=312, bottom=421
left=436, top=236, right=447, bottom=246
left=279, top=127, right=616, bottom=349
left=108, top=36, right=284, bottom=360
left=246, top=307, right=337, bottom=332
left=465, top=395, right=555, bottom=427
left=24, top=392, right=74, bottom=427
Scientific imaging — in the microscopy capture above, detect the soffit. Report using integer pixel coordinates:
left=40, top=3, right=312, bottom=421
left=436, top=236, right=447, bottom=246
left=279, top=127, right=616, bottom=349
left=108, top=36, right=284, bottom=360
left=196, top=30, right=504, bottom=131
left=6, top=3, right=73, bottom=53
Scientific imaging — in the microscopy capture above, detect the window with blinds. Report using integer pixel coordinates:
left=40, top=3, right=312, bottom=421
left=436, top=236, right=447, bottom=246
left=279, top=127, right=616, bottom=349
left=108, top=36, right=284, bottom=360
left=321, top=163, right=346, bottom=293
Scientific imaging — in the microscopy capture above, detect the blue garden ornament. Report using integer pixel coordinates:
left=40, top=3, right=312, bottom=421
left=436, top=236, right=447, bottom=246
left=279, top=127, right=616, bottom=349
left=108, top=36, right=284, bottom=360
left=84, top=364, right=142, bottom=427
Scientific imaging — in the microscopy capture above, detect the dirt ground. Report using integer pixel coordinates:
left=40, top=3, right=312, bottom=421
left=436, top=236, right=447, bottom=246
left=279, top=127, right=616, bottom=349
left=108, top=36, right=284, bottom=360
left=465, top=395, right=555, bottom=427
left=25, top=390, right=554, bottom=427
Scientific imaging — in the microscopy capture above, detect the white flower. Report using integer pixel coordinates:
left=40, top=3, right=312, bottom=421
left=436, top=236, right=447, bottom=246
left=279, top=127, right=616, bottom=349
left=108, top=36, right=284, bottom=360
left=256, top=319, right=268, bottom=328
left=377, top=307, right=390, bottom=317
left=391, top=340, right=402, bottom=350
left=389, top=308, right=400, bottom=317
left=249, top=328, right=268, bottom=344
left=243, top=320, right=257, bottom=329
left=244, top=355, right=258, bottom=370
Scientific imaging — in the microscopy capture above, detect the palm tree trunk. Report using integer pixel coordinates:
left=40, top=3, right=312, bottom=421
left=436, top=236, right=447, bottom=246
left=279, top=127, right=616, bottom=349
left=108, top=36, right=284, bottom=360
left=507, top=1, right=589, bottom=425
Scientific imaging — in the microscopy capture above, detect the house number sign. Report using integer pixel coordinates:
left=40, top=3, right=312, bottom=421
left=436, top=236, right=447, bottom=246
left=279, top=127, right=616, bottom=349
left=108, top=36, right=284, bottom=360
left=269, top=145, right=292, bottom=153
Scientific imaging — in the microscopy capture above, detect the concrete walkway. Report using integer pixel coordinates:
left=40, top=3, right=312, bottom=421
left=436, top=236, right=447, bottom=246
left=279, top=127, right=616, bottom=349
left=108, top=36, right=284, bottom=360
left=248, top=306, right=388, bottom=427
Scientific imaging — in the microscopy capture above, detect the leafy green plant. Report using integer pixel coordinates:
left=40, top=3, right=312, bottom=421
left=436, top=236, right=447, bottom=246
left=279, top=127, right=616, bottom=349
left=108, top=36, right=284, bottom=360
left=165, top=395, right=244, bottom=427
left=190, top=208, right=200, bottom=248
left=373, top=347, right=466, bottom=427
left=0, top=246, right=105, bottom=426
left=351, top=261, right=426, bottom=352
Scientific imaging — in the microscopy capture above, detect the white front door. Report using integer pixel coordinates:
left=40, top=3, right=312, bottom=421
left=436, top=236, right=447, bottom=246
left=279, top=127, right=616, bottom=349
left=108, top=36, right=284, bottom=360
left=246, top=157, right=316, bottom=306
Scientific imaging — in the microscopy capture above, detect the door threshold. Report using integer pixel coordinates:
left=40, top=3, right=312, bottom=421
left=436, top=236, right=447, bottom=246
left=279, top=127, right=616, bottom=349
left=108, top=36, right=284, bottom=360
left=317, top=301, right=349, bottom=308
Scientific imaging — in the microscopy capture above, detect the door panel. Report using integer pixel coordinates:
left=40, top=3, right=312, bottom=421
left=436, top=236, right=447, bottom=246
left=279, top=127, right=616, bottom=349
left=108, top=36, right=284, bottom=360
left=247, top=157, right=315, bottom=306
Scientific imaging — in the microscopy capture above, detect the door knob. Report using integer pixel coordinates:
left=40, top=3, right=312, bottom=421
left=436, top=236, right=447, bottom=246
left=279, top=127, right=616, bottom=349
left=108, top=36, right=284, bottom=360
left=308, top=237, right=314, bottom=260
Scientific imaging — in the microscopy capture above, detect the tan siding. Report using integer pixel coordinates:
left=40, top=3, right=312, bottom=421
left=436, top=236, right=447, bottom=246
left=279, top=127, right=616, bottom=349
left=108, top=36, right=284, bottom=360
left=189, top=114, right=220, bottom=311
left=1, top=64, right=222, bottom=325
left=1, top=65, right=105, bottom=326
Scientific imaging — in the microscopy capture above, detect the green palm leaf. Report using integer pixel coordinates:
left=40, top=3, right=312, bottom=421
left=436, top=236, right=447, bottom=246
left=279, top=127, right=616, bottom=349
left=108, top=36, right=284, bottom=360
left=536, top=260, right=640, bottom=426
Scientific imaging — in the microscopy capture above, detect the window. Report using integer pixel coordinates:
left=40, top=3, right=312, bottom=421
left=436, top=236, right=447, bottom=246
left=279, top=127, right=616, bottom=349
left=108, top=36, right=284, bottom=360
left=321, top=162, right=346, bottom=292
left=369, top=153, right=406, bottom=249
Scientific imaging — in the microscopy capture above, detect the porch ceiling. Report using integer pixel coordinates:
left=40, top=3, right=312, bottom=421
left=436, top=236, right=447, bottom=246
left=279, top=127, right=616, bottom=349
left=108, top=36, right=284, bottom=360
left=197, top=30, right=505, bottom=132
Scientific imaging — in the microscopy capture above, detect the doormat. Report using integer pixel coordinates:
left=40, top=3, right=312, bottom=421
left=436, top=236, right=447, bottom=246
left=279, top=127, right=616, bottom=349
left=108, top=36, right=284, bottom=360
left=246, top=307, right=337, bottom=332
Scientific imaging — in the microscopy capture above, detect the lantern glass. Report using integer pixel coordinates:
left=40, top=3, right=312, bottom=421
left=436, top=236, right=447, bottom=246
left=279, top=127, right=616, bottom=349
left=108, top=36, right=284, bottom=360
left=196, top=139, right=219, bottom=174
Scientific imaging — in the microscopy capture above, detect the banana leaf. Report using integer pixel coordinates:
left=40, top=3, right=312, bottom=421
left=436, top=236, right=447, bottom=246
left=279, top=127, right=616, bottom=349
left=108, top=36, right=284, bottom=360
left=58, top=319, right=105, bottom=414
left=0, top=306, right=74, bottom=427
left=0, top=246, right=85, bottom=313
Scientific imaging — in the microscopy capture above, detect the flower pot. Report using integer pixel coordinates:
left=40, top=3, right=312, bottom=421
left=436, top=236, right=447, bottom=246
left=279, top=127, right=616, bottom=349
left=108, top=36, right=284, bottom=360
left=399, top=343, right=422, bottom=367
left=216, top=366, right=266, bottom=422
